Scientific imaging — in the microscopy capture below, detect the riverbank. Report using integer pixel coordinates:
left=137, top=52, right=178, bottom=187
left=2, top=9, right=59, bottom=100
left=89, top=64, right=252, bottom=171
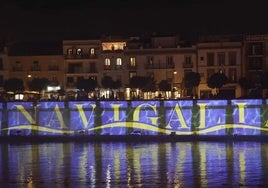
left=1, top=135, right=268, bottom=143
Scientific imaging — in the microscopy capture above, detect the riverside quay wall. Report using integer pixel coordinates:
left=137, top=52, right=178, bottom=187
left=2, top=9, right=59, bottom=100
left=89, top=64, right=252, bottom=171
left=1, top=99, right=268, bottom=136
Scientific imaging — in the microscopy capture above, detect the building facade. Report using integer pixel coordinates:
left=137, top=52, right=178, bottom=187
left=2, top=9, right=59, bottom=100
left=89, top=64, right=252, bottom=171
left=3, top=33, right=268, bottom=100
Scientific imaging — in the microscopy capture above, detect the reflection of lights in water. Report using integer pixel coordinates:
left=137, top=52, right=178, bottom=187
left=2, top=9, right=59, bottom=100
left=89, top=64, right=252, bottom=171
left=79, top=146, right=87, bottom=180
left=200, top=144, right=208, bottom=187
left=90, top=166, right=96, bottom=188
left=239, top=151, right=246, bottom=186
left=106, top=164, right=111, bottom=188
left=25, top=174, right=35, bottom=188
left=114, top=152, right=120, bottom=182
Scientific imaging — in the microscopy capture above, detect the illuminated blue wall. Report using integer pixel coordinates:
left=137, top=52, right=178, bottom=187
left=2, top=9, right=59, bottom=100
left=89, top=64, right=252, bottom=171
left=1, top=99, right=268, bottom=136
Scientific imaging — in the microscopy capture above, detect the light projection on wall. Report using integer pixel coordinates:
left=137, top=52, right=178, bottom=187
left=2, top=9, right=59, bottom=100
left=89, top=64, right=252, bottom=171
left=1, top=99, right=268, bottom=136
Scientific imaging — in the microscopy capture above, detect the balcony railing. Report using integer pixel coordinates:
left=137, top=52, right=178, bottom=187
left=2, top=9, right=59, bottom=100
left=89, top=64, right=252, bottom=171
left=12, top=67, right=23, bottom=71
left=145, top=63, right=174, bottom=69
left=64, top=54, right=98, bottom=59
left=104, top=65, right=111, bottom=70
left=127, top=65, right=137, bottom=70
left=48, top=66, right=59, bottom=71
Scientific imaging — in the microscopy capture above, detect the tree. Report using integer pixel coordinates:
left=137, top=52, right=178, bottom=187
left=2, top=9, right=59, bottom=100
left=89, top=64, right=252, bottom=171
left=77, top=78, right=98, bottom=92
left=113, top=79, right=122, bottom=89
left=238, top=77, right=252, bottom=97
left=184, top=72, right=201, bottom=98
left=207, top=73, right=228, bottom=95
left=101, top=76, right=114, bottom=89
left=129, top=76, right=144, bottom=89
left=4, top=78, right=24, bottom=93
left=158, top=80, right=171, bottom=91
left=28, top=78, right=49, bottom=92
left=129, top=76, right=156, bottom=92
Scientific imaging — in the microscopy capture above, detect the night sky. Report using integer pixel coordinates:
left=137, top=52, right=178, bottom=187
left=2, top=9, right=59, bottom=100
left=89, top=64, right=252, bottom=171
left=0, top=0, right=267, bottom=42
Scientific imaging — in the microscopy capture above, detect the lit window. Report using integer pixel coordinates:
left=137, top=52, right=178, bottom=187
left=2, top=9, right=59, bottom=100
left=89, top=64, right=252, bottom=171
left=130, top=57, right=136, bottom=67
left=105, top=58, right=111, bottom=66
left=116, top=58, right=122, bottom=66
left=67, top=48, right=73, bottom=55
left=90, top=48, right=95, bottom=55
left=77, top=48, right=82, bottom=55
left=129, top=71, right=137, bottom=78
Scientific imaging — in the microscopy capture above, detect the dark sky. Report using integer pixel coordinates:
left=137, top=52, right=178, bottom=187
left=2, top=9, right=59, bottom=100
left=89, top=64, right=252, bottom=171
left=0, top=0, right=267, bottom=42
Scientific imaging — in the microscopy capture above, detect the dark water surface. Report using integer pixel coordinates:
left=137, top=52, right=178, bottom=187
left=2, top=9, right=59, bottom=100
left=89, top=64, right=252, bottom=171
left=0, top=141, right=268, bottom=188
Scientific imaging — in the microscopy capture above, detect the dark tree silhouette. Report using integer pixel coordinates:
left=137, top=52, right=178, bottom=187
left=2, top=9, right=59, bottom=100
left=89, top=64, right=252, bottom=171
left=101, top=76, right=114, bottom=89
left=129, top=76, right=144, bottom=89
left=158, top=80, right=171, bottom=91
left=129, top=76, right=156, bottom=92
left=4, top=78, right=24, bottom=92
left=207, top=73, right=228, bottom=94
left=28, top=77, right=49, bottom=92
left=77, top=78, right=98, bottom=92
left=184, top=72, right=201, bottom=98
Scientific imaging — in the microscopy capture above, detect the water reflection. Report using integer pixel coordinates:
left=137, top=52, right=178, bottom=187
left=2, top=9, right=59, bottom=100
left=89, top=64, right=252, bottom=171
left=1, top=142, right=268, bottom=187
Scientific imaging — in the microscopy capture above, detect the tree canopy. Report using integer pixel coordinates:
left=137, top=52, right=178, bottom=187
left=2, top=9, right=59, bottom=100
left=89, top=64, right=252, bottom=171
left=101, top=76, right=121, bottom=89
left=4, top=78, right=24, bottom=92
left=77, top=77, right=98, bottom=92
left=28, top=77, right=49, bottom=92
left=158, top=80, right=171, bottom=91
left=207, top=73, right=228, bottom=90
left=184, top=72, right=201, bottom=89
left=129, top=76, right=156, bottom=92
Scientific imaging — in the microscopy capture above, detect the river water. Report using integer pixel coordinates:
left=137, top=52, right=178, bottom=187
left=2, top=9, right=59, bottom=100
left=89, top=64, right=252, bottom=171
left=0, top=141, right=268, bottom=188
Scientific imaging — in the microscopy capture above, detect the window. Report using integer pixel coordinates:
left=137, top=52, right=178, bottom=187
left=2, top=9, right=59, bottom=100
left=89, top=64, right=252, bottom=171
left=0, top=75, right=3, bottom=86
left=146, top=56, right=154, bottom=68
left=13, top=61, right=22, bottom=71
left=229, top=68, right=237, bottom=82
left=105, top=58, right=111, bottom=66
left=129, top=71, right=137, bottom=78
left=116, top=58, right=122, bottom=66
left=104, top=58, right=111, bottom=70
left=31, top=61, right=40, bottom=71
left=184, top=69, right=192, bottom=77
left=250, top=43, right=263, bottom=55
left=167, top=56, right=174, bottom=68
left=228, top=51, right=237, bottom=66
left=89, top=62, right=96, bottom=73
left=67, top=77, right=74, bottom=83
left=90, top=48, right=95, bottom=55
left=217, top=52, right=225, bottom=66
left=49, top=60, right=59, bottom=71
left=67, top=48, right=74, bottom=55
left=115, top=58, right=122, bottom=69
left=207, top=53, right=214, bottom=66
left=200, top=56, right=204, bottom=61
left=77, top=48, right=82, bottom=55
left=130, top=57, right=136, bottom=67
left=0, top=58, right=3, bottom=70
left=183, top=55, right=192, bottom=68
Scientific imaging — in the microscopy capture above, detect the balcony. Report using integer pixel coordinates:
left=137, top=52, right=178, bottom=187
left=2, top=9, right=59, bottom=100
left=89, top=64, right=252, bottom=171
left=145, top=63, right=174, bottom=69
left=183, top=62, right=193, bottom=68
left=48, top=66, right=59, bottom=71
left=31, top=66, right=41, bottom=71
left=114, top=65, right=123, bottom=70
left=104, top=65, right=111, bottom=70
left=127, top=64, right=137, bottom=70
left=65, top=54, right=98, bottom=59
left=12, top=67, right=23, bottom=72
